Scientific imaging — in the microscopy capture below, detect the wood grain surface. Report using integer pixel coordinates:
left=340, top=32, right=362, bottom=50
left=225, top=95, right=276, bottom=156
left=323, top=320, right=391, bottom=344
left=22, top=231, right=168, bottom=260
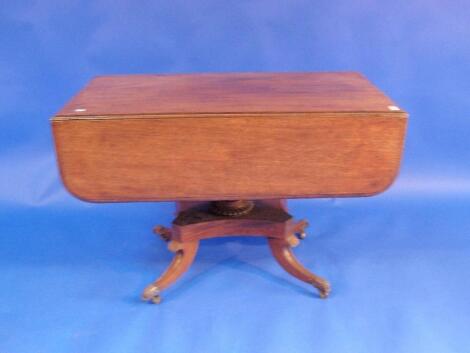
left=52, top=72, right=407, bottom=202
left=52, top=113, right=406, bottom=202
left=56, top=72, right=401, bottom=117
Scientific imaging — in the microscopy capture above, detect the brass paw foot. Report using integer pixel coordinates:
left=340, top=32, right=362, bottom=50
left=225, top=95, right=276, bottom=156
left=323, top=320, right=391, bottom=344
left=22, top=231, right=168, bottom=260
left=142, top=284, right=162, bottom=304
left=313, top=280, right=331, bottom=299
left=153, top=225, right=172, bottom=242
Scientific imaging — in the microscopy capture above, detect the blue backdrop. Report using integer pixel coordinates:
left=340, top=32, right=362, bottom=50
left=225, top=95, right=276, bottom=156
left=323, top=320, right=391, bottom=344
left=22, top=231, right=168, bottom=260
left=1, top=1, right=469, bottom=352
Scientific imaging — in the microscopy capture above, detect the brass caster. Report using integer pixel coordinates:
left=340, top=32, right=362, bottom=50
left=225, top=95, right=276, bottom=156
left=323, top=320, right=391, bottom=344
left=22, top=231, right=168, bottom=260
left=151, top=295, right=162, bottom=304
left=142, top=284, right=161, bottom=303
left=314, top=282, right=331, bottom=299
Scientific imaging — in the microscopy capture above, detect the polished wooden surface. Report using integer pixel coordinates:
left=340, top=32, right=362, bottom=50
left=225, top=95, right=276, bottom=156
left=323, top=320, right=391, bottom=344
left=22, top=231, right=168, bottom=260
left=56, top=72, right=400, bottom=117
left=52, top=114, right=406, bottom=201
left=51, top=72, right=407, bottom=303
left=52, top=72, right=407, bottom=202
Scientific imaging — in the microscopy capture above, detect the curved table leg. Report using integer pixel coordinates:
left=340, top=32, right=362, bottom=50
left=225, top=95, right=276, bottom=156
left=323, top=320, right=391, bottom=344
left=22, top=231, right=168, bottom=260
left=142, top=241, right=199, bottom=304
left=268, top=238, right=330, bottom=298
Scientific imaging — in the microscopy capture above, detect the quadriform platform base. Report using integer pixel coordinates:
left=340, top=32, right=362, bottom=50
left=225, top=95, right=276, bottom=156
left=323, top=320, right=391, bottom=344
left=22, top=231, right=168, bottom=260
left=141, top=200, right=330, bottom=304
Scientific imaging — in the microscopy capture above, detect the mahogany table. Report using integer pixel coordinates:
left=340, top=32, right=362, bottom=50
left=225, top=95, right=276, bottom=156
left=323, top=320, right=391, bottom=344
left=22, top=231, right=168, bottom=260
left=51, top=72, right=407, bottom=303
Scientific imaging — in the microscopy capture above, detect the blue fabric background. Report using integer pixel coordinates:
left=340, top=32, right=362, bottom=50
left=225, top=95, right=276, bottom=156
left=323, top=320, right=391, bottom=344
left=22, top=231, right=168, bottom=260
left=1, top=1, right=469, bottom=352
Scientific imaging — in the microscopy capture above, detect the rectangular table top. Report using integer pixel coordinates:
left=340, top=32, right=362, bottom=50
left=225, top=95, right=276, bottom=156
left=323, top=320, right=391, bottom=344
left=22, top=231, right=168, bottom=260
left=52, top=72, right=407, bottom=202
left=55, top=72, right=402, bottom=118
